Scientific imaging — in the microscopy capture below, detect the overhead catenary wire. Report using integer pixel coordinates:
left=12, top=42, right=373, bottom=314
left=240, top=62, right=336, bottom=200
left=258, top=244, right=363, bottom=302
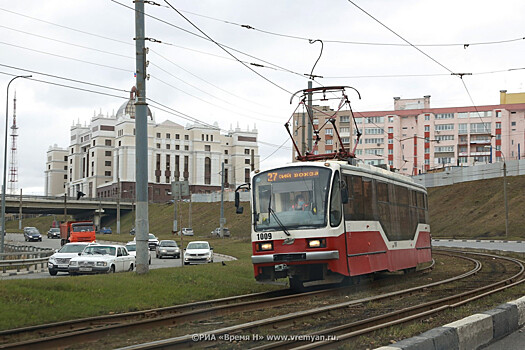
left=177, top=7, right=525, bottom=48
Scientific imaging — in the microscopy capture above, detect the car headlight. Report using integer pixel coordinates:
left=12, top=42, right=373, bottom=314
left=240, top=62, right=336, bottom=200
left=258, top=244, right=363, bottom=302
left=69, top=261, right=78, bottom=266
left=161, top=249, right=167, bottom=252
left=96, top=261, right=107, bottom=266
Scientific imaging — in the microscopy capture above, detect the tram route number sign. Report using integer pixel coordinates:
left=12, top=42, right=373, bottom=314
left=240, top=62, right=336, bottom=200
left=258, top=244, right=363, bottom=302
left=267, top=170, right=319, bottom=182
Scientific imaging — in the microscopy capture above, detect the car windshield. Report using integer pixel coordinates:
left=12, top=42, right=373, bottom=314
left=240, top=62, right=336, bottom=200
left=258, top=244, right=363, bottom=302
left=72, top=225, right=94, bottom=232
left=27, top=228, right=39, bottom=234
left=83, top=246, right=116, bottom=256
left=148, top=234, right=156, bottom=239
left=50, top=228, right=60, bottom=232
left=187, top=242, right=209, bottom=250
left=125, top=244, right=136, bottom=252
left=59, top=244, right=87, bottom=253
left=160, top=241, right=177, bottom=247
left=253, top=166, right=331, bottom=232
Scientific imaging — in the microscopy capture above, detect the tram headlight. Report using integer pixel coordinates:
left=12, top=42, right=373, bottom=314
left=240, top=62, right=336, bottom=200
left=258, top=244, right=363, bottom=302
left=307, top=238, right=326, bottom=248
left=257, top=242, right=273, bottom=251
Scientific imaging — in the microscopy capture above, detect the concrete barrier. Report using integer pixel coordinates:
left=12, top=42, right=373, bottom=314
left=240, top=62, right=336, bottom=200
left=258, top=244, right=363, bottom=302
left=375, top=297, right=525, bottom=350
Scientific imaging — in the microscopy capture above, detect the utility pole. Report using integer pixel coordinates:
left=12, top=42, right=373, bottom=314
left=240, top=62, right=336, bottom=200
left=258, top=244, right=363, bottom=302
left=116, top=152, right=120, bottom=234
left=219, top=162, right=225, bottom=238
left=134, top=0, right=149, bottom=274
left=18, top=188, right=22, bottom=230
left=503, top=160, right=509, bottom=238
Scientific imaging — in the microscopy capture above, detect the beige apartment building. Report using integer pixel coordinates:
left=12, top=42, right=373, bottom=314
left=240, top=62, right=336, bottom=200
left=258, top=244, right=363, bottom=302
left=293, top=90, right=525, bottom=175
left=45, top=91, right=259, bottom=202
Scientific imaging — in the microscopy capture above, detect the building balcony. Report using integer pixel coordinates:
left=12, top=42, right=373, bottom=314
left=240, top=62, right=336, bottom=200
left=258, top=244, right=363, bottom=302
left=470, top=130, right=492, bottom=135
left=470, top=151, right=491, bottom=156
left=470, top=139, right=491, bottom=144
left=458, top=152, right=468, bottom=156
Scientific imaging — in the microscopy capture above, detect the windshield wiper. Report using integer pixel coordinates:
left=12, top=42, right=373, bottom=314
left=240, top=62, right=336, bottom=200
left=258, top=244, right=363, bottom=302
left=267, top=194, right=291, bottom=236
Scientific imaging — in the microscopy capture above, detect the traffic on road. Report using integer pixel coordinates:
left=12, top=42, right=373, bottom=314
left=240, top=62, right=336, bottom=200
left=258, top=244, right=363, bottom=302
left=1, top=232, right=228, bottom=280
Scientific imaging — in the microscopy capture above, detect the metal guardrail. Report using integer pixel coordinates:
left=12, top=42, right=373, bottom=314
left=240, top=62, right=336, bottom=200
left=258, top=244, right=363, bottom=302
left=2, top=194, right=134, bottom=203
left=0, top=244, right=54, bottom=274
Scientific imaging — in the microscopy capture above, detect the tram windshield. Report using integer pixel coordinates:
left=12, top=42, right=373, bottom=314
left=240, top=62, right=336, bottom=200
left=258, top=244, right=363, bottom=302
left=253, top=166, right=332, bottom=232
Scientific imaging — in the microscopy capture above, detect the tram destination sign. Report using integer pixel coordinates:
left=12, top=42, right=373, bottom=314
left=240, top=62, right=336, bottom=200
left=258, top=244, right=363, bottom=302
left=267, top=169, right=320, bottom=182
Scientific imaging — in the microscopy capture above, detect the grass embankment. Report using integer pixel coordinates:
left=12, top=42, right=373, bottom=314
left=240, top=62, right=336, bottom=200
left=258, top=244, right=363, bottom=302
left=428, top=174, right=525, bottom=240
left=0, top=238, right=277, bottom=330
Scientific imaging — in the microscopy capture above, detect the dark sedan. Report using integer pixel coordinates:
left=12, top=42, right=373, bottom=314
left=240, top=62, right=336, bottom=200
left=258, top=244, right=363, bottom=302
left=47, top=228, right=61, bottom=239
left=24, top=227, right=42, bottom=242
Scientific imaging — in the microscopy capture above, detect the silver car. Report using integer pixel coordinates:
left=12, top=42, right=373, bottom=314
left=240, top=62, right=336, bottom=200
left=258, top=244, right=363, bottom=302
left=156, top=240, right=181, bottom=259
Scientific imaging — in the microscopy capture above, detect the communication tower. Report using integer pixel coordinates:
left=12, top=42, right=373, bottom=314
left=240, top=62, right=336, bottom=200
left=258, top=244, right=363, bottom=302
left=8, top=92, right=18, bottom=194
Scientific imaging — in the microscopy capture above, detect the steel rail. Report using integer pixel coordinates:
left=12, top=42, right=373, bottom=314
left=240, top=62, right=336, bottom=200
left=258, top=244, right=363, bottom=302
left=111, top=252, right=481, bottom=349
left=255, top=251, right=525, bottom=350
left=0, top=259, right=437, bottom=349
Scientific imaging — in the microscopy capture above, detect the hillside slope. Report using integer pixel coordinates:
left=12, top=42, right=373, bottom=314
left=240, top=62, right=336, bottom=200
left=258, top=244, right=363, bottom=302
left=428, top=174, right=525, bottom=239
left=6, top=174, right=523, bottom=241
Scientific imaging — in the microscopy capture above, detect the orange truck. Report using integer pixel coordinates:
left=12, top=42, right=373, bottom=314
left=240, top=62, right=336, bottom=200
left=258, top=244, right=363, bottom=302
left=60, top=221, right=96, bottom=246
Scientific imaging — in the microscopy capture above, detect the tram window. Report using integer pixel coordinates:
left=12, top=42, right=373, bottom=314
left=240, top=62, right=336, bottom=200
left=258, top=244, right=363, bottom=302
left=343, top=175, right=354, bottom=220
left=362, top=178, right=374, bottom=220
left=377, top=182, right=388, bottom=202
left=353, top=176, right=364, bottom=220
left=330, top=172, right=342, bottom=227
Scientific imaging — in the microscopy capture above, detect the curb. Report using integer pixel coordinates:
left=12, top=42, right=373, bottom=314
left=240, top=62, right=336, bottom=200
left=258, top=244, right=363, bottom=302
left=0, top=268, right=47, bottom=277
left=375, top=296, right=525, bottom=350
left=433, top=239, right=525, bottom=244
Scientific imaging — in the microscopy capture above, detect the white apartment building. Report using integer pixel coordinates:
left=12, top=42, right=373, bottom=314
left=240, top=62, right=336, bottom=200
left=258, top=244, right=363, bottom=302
left=45, top=90, right=260, bottom=202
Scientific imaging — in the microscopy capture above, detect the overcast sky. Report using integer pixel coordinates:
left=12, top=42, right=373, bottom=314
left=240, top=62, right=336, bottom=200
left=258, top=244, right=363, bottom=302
left=2, top=0, right=525, bottom=194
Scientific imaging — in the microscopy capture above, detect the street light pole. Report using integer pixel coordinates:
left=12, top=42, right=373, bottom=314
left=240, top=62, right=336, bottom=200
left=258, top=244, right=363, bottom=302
left=1, top=75, right=31, bottom=253
left=487, top=146, right=509, bottom=238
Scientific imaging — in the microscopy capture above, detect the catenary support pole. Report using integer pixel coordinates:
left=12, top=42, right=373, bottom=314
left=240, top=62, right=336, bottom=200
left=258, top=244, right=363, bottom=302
left=135, top=0, right=149, bottom=274
left=220, top=162, right=225, bottom=238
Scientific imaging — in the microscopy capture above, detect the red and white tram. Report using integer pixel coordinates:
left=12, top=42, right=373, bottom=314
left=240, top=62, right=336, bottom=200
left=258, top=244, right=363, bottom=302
left=236, top=86, right=431, bottom=289
left=247, top=160, right=431, bottom=289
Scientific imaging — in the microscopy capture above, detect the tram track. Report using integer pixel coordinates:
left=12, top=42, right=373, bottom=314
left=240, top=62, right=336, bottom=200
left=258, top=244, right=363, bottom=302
left=0, top=257, right=439, bottom=349
left=0, top=260, right=435, bottom=349
left=2, top=250, right=515, bottom=350
left=111, top=250, right=524, bottom=350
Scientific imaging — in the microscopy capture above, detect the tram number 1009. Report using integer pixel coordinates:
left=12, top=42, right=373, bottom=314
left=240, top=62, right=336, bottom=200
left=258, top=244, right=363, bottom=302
left=256, top=232, right=272, bottom=241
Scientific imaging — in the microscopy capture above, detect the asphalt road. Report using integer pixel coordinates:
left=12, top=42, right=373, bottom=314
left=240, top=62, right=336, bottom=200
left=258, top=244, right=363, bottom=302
left=2, top=233, right=229, bottom=280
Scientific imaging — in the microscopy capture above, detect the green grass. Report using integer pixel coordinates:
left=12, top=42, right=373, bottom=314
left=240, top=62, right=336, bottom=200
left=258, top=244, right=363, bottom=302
left=0, top=238, right=277, bottom=330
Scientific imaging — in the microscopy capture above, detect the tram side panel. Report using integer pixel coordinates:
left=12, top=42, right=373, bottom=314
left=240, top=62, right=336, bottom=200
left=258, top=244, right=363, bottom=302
left=343, top=173, right=431, bottom=276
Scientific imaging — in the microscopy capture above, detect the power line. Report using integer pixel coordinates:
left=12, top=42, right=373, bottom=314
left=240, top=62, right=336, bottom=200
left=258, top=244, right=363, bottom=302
left=345, top=0, right=454, bottom=74
left=161, top=0, right=293, bottom=95
left=0, top=63, right=130, bottom=93
left=0, top=41, right=134, bottom=73
left=0, top=71, right=129, bottom=100
left=260, top=138, right=290, bottom=164
left=0, top=7, right=133, bottom=46
left=178, top=8, right=525, bottom=48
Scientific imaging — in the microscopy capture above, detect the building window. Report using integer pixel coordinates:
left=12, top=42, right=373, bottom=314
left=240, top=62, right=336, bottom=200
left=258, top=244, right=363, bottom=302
left=245, top=158, right=250, bottom=164
left=184, top=146, right=189, bottom=151
left=326, top=139, right=333, bottom=145
left=176, top=145, right=180, bottom=150
left=496, top=111, right=501, bottom=118
left=63, top=174, right=67, bottom=179
left=325, top=128, right=334, bottom=135
left=184, top=135, right=189, bottom=140
left=204, top=157, right=211, bottom=184
left=388, top=116, right=394, bottom=123
left=105, top=161, right=111, bottom=166
left=244, top=149, right=250, bottom=155
left=435, top=124, right=454, bottom=131
left=245, top=168, right=250, bottom=183
left=496, top=122, right=501, bottom=129
left=225, top=150, right=229, bottom=155
left=105, top=151, right=111, bottom=156
left=166, top=133, right=170, bottom=139
left=156, top=132, right=161, bottom=138
left=435, top=113, right=454, bottom=119
left=364, top=127, right=383, bottom=135
left=166, top=144, right=171, bottom=150
left=202, top=134, right=205, bottom=141
left=156, top=143, right=160, bottom=149
left=511, top=121, right=516, bottom=126
left=205, top=145, right=211, bottom=151
left=175, top=134, right=180, bottom=140
left=340, top=115, right=350, bottom=122
left=105, top=171, right=111, bottom=176
left=365, top=116, right=384, bottom=123
left=424, top=114, right=430, bottom=121
left=225, top=159, right=228, bottom=164
left=105, top=139, right=111, bottom=146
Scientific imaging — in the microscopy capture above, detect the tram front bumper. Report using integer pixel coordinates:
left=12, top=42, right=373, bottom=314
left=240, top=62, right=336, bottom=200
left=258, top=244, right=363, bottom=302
left=252, top=250, right=339, bottom=264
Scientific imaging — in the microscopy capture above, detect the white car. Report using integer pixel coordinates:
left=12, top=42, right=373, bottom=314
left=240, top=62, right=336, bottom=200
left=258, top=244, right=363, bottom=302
left=125, top=241, right=151, bottom=265
left=184, top=241, right=213, bottom=265
left=181, top=228, right=194, bottom=236
left=132, top=234, right=159, bottom=251
left=68, top=244, right=135, bottom=274
left=48, top=242, right=98, bottom=275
